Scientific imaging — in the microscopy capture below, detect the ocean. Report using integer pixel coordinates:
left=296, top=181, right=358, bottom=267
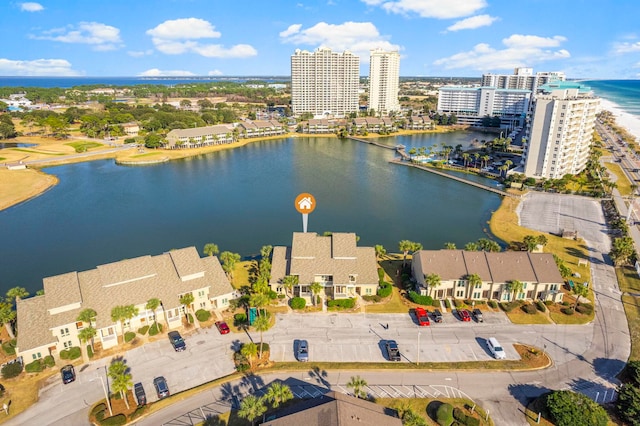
left=0, top=76, right=290, bottom=88
left=583, top=79, right=640, bottom=118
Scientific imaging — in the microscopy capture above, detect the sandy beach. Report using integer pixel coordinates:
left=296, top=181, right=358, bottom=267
left=599, top=97, right=640, bottom=142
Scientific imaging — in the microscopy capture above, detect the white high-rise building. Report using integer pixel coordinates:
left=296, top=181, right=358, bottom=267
left=290, top=47, right=360, bottom=117
left=481, top=67, right=566, bottom=91
left=368, top=49, right=400, bottom=115
left=522, top=82, right=600, bottom=179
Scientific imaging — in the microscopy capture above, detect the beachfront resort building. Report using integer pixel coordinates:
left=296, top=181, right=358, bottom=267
left=481, top=67, right=566, bottom=91
left=412, top=250, right=564, bottom=302
left=15, top=247, right=234, bottom=363
left=437, top=86, right=531, bottom=128
left=368, top=49, right=400, bottom=115
left=522, top=82, right=600, bottom=179
left=291, top=47, right=360, bottom=118
left=269, top=232, right=379, bottom=303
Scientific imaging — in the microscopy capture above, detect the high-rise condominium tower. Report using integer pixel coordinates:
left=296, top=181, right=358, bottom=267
left=290, top=47, right=360, bottom=117
left=368, top=49, right=400, bottom=115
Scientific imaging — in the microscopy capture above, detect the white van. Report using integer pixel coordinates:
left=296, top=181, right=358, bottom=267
left=487, top=337, right=506, bottom=359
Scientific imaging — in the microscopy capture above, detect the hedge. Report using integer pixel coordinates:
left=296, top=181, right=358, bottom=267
left=268, top=290, right=278, bottom=300
left=576, top=304, right=593, bottom=315
left=187, top=313, right=194, bottom=324
left=500, top=301, right=521, bottom=312
left=444, top=299, right=452, bottom=309
left=149, top=323, right=162, bottom=336
left=561, top=307, right=575, bottom=315
left=1, top=362, right=23, bottom=379
left=488, top=300, right=498, bottom=309
left=92, top=403, right=107, bottom=421
left=544, top=300, right=554, bottom=306
left=453, top=407, right=480, bottom=426
left=408, top=291, right=433, bottom=306
left=378, top=268, right=385, bottom=281
left=432, top=299, right=441, bottom=307
left=87, top=345, right=94, bottom=359
left=196, top=309, right=211, bottom=322
left=290, top=297, right=306, bottom=310
left=327, top=298, right=355, bottom=309
left=453, top=299, right=463, bottom=308
left=43, top=355, right=55, bottom=368
left=536, top=300, right=547, bottom=312
left=124, top=332, right=136, bottom=343
left=377, top=282, right=392, bottom=298
left=436, top=402, right=454, bottom=426
left=362, top=295, right=382, bottom=303
left=138, top=325, right=149, bottom=335
left=521, top=304, right=537, bottom=314
left=68, top=346, right=81, bottom=360
left=25, top=360, right=43, bottom=373
left=2, top=340, right=16, bottom=356
left=234, top=313, right=247, bottom=325
left=99, top=414, right=127, bottom=426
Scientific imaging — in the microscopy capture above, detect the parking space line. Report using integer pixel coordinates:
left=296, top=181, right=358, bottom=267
left=389, top=385, right=406, bottom=397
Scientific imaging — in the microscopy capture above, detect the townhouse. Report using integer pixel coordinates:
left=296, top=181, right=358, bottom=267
left=165, top=125, right=236, bottom=148
left=16, top=247, right=234, bottom=363
left=412, top=250, right=564, bottom=302
left=237, top=120, right=287, bottom=138
left=269, top=232, right=379, bottom=303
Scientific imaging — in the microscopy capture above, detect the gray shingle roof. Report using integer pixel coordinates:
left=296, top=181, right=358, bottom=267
left=16, top=296, right=56, bottom=353
left=43, top=271, right=81, bottom=312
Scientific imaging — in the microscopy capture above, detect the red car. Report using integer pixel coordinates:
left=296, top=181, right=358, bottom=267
left=459, top=309, right=472, bottom=322
left=415, top=307, right=430, bottom=326
left=215, top=321, right=230, bottom=334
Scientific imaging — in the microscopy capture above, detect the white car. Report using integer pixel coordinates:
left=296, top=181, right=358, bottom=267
left=487, top=337, right=506, bottom=359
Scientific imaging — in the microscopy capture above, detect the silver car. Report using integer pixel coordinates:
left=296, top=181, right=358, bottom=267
left=297, top=340, right=309, bottom=362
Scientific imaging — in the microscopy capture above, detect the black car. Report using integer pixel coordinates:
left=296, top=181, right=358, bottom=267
left=134, top=382, right=147, bottom=406
left=154, top=376, right=170, bottom=399
left=472, top=308, right=484, bottom=322
left=168, top=331, right=186, bottom=352
left=60, top=365, right=75, bottom=384
left=385, top=340, right=401, bottom=361
left=432, top=309, right=443, bottom=323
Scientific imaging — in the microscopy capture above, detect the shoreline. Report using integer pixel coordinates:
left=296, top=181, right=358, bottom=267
left=599, top=97, right=640, bottom=142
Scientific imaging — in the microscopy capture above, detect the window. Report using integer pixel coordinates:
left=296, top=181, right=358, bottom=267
left=456, top=290, right=464, bottom=297
left=32, top=352, right=42, bottom=360
left=222, top=298, right=228, bottom=305
left=76, top=321, right=84, bottom=330
left=457, top=281, right=465, bottom=287
left=63, top=340, right=73, bottom=348
left=365, top=288, right=372, bottom=295
left=198, top=290, right=205, bottom=297
left=473, top=292, right=481, bottom=299
left=349, top=275, right=356, bottom=283
left=60, top=327, right=69, bottom=337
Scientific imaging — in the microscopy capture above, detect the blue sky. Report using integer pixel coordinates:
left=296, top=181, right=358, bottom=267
left=1, top=0, right=639, bottom=78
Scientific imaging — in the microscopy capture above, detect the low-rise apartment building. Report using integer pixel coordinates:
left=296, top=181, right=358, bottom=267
left=412, top=250, right=564, bottom=302
left=16, top=247, right=234, bottom=363
left=165, top=125, right=236, bottom=148
left=269, top=232, right=379, bottom=303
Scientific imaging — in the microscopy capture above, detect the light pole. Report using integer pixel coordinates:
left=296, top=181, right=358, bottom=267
left=97, top=367, right=113, bottom=416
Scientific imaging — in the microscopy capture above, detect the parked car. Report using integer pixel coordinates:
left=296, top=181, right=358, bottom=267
left=60, top=365, right=75, bottom=384
left=385, top=340, right=401, bottom=361
left=487, top=337, right=506, bottom=359
left=215, top=321, right=230, bottom=335
left=168, top=331, right=186, bottom=352
left=432, top=309, right=443, bottom=323
left=154, top=376, right=170, bottom=399
left=297, top=339, right=309, bottom=362
left=134, top=382, right=147, bottom=406
left=459, top=309, right=471, bottom=322
left=415, top=307, right=430, bottom=326
left=472, top=308, right=484, bottom=322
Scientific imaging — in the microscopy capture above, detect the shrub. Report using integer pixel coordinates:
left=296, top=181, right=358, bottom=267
left=234, top=313, right=247, bottom=325
left=453, top=299, right=463, bottom=308
left=25, top=360, right=43, bottom=373
left=544, top=300, right=554, bottom=306
left=536, top=300, right=547, bottom=312
left=99, top=414, right=127, bottom=426
left=562, top=307, right=575, bottom=315
left=488, top=300, right=498, bottom=309
left=124, top=138, right=136, bottom=144
left=1, top=361, right=23, bottom=379
left=453, top=407, right=479, bottom=425
left=377, top=282, right=392, bottom=298
left=43, top=355, right=55, bottom=368
left=432, top=299, right=441, bottom=307
left=521, top=304, right=537, bottom=314
left=500, top=301, right=521, bottom=312
left=187, top=313, right=194, bottom=324
left=196, top=309, right=211, bottom=322
left=236, top=363, right=250, bottom=373
left=562, top=301, right=570, bottom=306
left=328, top=298, right=355, bottom=309
left=129, top=405, right=148, bottom=420
left=378, top=268, right=385, bottom=281
left=68, top=346, right=81, bottom=360
left=362, top=295, right=381, bottom=303
left=91, top=403, right=107, bottom=421
left=124, top=332, right=136, bottom=343
left=138, top=325, right=149, bottom=335
left=444, top=299, right=451, bottom=309
left=277, top=294, right=286, bottom=299
left=87, top=345, right=94, bottom=359
left=436, top=402, right=454, bottom=426
left=290, top=297, right=306, bottom=310
left=149, top=322, right=163, bottom=336
left=268, top=290, right=278, bottom=300
left=60, top=349, right=70, bottom=360
left=576, top=304, right=593, bottom=315
left=2, top=339, right=16, bottom=356
left=408, top=291, right=433, bottom=306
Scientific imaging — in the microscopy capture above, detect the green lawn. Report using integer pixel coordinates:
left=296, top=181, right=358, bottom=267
left=605, top=162, right=633, bottom=196
left=65, top=141, right=102, bottom=152
left=616, top=266, right=640, bottom=361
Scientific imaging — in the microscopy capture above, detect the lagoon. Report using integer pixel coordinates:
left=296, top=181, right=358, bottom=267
left=0, top=131, right=501, bottom=294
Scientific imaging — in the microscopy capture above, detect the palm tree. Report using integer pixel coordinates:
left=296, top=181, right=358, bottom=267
left=78, top=327, right=97, bottom=362
left=0, top=303, right=16, bottom=339
left=260, top=245, right=273, bottom=261
left=77, top=308, right=97, bottom=326
left=146, top=298, right=161, bottom=331
left=310, top=282, right=323, bottom=306
left=506, top=280, right=524, bottom=301
left=265, top=381, right=293, bottom=408
left=220, top=251, right=241, bottom=281
left=444, top=242, right=457, bottom=250
left=573, top=282, right=589, bottom=310
left=466, top=273, right=483, bottom=299
left=179, top=293, right=195, bottom=322
left=203, top=243, right=219, bottom=257
left=241, top=342, right=258, bottom=368
left=281, top=275, right=298, bottom=298
left=374, top=244, right=387, bottom=260
left=462, top=153, right=470, bottom=167
left=6, top=287, right=29, bottom=305
left=346, top=375, right=368, bottom=399
left=108, top=359, right=133, bottom=410
left=122, top=304, right=139, bottom=331
left=238, top=395, right=267, bottom=425
left=425, top=273, right=441, bottom=297
left=253, top=314, right=271, bottom=359
left=398, top=240, right=422, bottom=266
left=110, top=306, right=127, bottom=343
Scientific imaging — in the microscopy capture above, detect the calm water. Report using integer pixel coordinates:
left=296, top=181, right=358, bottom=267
left=0, top=131, right=501, bottom=294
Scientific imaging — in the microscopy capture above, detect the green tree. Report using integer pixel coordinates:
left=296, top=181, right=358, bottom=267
left=346, top=375, right=368, bottom=399
left=0, top=303, right=16, bottom=339
left=310, top=282, right=323, bottom=306
left=241, top=342, right=258, bottom=368
left=374, top=244, right=387, bottom=260
left=220, top=251, right=241, bottom=281
left=179, top=293, right=195, bottom=321
left=610, top=236, right=636, bottom=266
left=573, top=282, right=589, bottom=310
left=281, top=275, right=298, bottom=298
left=616, top=384, right=640, bottom=426
left=444, top=242, right=457, bottom=250
left=546, top=390, right=608, bottom=426
left=6, top=287, right=29, bottom=305
left=477, top=238, right=500, bottom=252
left=464, top=242, right=478, bottom=251
left=264, top=381, right=293, bottom=409
left=260, top=245, right=273, bottom=261
left=398, top=240, right=422, bottom=266
left=425, top=273, right=441, bottom=297
left=203, top=243, right=219, bottom=257
left=505, top=280, right=524, bottom=301
left=253, top=314, right=271, bottom=359
left=76, top=308, right=97, bottom=326
left=466, top=273, right=483, bottom=298
left=108, top=359, right=133, bottom=410
left=238, top=395, right=267, bottom=425
left=523, top=235, right=539, bottom=252
left=146, top=298, right=161, bottom=330
left=78, top=326, right=97, bottom=362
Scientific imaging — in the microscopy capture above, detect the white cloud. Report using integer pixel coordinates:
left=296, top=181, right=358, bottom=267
left=208, top=69, right=223, bottom=76
left=127, top=50, right=154, bottom=57
left=0, top=58, right=81, bottom=76
left=279, top=24, right=302, bottom=38
left=146, top=18, right=257, bottom=58
left=31, top=22, right=123, bottom=50
left=138, top=68, right=196, bottom=77
left=434, top=34, right=570, bottom=71
left=20, top=2, right=43, bottom=12
left=280, top=21, right=400, bottom=58
left=613, top=41, right=640, bottom=54
left=362, top=0, right=486, bottom=19
left=446, top=14, right=498, bottom=32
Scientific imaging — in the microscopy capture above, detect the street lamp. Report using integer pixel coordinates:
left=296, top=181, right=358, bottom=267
left=97, top=367, right=113, bottom=416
